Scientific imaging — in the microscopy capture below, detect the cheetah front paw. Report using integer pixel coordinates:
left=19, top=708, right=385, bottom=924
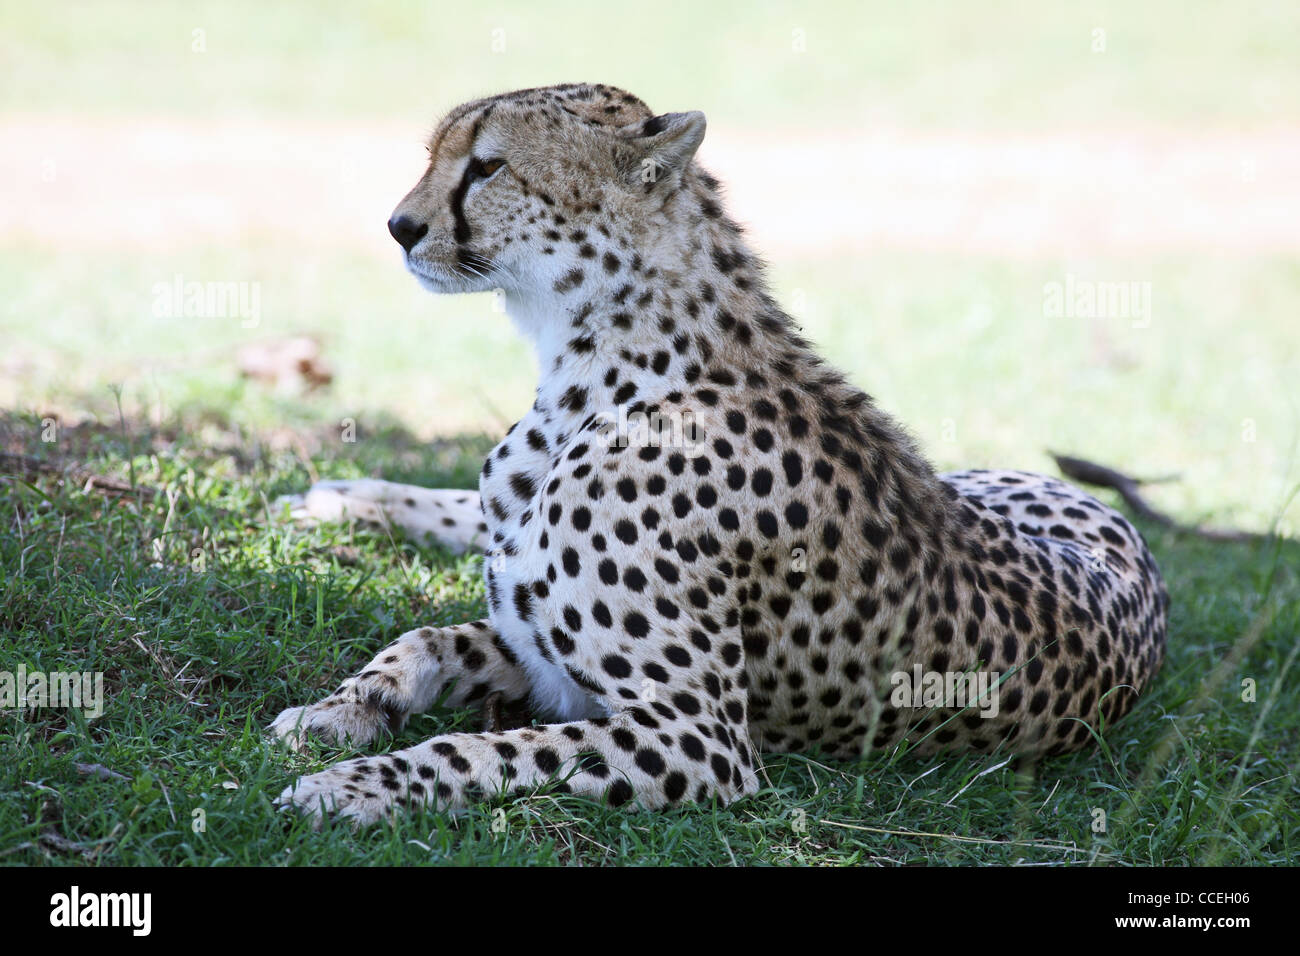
left=275, top=760, right=395, bottom=828
left=269, top=689, right=404, bottom=751
left=269, top=630, right=442, bottom=750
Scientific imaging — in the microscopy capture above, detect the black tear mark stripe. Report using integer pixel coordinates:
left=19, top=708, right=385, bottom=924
left=449, top=105, right=494, bottom=249
left=450, top=165, right=475, bottom=245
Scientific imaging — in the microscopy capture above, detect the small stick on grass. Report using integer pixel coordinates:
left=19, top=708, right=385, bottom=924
left=0, top=452, right=158, bottom=500
left=74, top=762, right=131, bottom=782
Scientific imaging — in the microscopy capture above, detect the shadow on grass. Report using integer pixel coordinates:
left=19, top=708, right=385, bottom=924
left=1, top=407, right=495, bottom=492
left=1, top=403, right=1296, bottom=865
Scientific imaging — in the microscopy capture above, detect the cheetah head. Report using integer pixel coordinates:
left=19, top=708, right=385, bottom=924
left=387, top=83, right=707, bottom=303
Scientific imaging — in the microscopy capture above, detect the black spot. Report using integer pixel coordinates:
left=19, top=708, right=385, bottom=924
left=606, top=779, right=634, bottom=806
left=710, top=754, right=731, bottom=784
left=680, top=734, right=706, bottom=761
left=561, top=547, right=581, bottom=577
left=602, top=654, right=632, bottom=678
left=635, top=748, right=666, bottom=777
left=535, top=748, right=561, bottom=774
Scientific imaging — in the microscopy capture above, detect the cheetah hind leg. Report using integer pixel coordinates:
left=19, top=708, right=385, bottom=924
left=277, top=478, right=488, bottom=555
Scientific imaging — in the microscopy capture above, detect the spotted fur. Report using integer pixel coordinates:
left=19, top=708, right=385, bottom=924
left=272, top=83, right=1169, bottom=826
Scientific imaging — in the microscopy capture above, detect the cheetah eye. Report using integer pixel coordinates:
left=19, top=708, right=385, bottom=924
left=471, top=157, right=506, bottom=180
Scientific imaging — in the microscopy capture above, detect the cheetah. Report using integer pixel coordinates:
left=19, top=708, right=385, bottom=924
left=271, top=83, right=1169, bottom=826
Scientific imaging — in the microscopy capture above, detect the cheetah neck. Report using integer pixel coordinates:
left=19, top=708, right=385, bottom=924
left=502, top=172, right=955, bottom=545
left=501, top=180, right=791, bottom=425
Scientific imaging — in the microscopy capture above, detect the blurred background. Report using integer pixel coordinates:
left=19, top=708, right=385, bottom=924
left=2, top=0, right=1297, bottom=532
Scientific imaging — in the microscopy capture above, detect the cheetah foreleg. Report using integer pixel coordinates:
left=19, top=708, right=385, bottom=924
left=276, top=710, right=759, bottom=827
left=268, top=620, right=531, bottom=750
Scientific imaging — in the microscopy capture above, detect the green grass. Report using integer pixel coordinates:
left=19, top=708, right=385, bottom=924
left=1, top=407, right=1297, bottom=866
left=3, top=246, right=1297, bottom=865
left=3, top=0, right=1297, bottom=868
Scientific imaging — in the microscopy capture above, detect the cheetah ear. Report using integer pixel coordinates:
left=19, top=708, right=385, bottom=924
left=617, top=111, right=706, bottom=188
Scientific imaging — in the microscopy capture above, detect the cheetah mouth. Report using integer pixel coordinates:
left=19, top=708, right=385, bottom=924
left=406, top=253, right=497, bottom=295
left=405, top=257, right=470, bottom=294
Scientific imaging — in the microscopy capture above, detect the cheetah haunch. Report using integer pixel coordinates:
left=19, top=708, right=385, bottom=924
left=271, top=83, right=1169, bottom=826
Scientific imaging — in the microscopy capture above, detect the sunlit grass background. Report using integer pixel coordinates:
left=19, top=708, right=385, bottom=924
left=3, top=0, right=1297, bottom=528
left=1, top=1, right=1297, bottom=865
left=4, top=0, right=1296, bottom=124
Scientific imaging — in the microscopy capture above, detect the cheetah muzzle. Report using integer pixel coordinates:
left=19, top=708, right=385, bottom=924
left=270, top=82, right=1170, bottom=827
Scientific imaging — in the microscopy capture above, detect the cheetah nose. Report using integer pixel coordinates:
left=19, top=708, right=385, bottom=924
left=388, top=215, right=429, bottom=253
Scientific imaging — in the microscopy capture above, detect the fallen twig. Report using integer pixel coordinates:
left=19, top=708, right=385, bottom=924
left=818, top=818, right=1099, bottom=856
left=74, top=762, right=131, bottom=782
left=38, top=828, right=97, bottom=860
left=0, top=452, right=157, bottom=501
